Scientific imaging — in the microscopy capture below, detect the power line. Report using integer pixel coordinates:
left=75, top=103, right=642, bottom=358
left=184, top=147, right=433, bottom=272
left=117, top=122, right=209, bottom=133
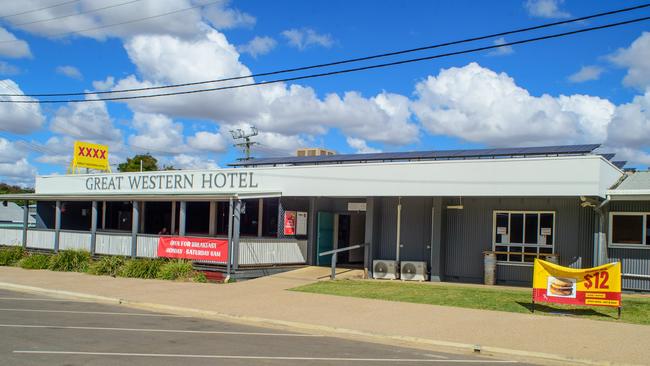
left=10, top=0, right=143, bottom=28
left=4, top=15, right=649, bottom=104
left=0, top=0, right=80, bottom=20
left=4, top=3, right=649, bottom=98
left=0, top=0, right=222, bottom=45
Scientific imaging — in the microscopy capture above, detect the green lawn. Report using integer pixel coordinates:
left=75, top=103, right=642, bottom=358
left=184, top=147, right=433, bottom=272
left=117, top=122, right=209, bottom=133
left=291, top=280, right=650, bottom=325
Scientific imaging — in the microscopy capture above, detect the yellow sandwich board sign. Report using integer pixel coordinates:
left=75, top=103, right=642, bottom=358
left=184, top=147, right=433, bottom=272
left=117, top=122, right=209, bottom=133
left=69, top=141, right=111, bottom=173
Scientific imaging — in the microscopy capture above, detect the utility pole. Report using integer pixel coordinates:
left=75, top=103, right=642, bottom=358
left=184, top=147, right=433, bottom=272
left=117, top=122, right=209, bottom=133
left=230, top=126, right=259, bottom=161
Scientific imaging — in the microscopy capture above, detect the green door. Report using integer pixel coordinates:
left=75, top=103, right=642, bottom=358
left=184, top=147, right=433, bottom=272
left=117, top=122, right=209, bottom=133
left=317, top=212, right=334, bottom=266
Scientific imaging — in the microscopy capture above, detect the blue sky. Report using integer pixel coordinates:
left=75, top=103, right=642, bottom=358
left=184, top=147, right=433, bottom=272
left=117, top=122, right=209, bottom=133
left=0, top=0, right=649, bottom=185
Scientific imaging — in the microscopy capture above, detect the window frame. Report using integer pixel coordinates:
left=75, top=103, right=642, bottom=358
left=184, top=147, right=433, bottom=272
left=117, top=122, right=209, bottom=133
left=492, top=210, right=556, bottom=266
left=608, top=212, right=650, bottom=249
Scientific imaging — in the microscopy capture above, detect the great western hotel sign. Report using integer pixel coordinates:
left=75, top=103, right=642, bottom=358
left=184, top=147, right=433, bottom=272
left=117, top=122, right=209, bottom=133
left=84, top=172, right=258, bottom=192
left=36, top=170, right=264, bottom=195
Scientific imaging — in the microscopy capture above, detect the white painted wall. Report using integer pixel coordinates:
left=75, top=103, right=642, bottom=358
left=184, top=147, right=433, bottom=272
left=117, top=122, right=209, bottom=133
left=35, top=155, right=622, bottom=198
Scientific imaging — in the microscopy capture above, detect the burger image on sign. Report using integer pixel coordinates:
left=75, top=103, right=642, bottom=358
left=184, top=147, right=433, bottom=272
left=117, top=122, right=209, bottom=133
left=547, top=276, right=576, bottom=298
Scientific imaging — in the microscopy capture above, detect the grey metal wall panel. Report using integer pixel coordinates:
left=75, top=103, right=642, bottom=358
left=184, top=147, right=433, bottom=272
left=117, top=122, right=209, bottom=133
left=377, top=197, right=398, bottom=260
left=605, top=201, right=650, bottom=291
left=442, top=197, right=595, bottom=284
left=497, top=265, right=533, bottom=286
left=399, top=197, right=432, bottom=264
left=608, top=248, right=650, bottom=291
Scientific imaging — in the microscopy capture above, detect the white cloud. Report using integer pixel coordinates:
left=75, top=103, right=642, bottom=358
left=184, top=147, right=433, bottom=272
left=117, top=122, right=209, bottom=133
left=237, top=36, right=277, bottom=57
left=524, top=0, right=570, bottom=19
left=0, top=79, right=45, bottom=134
left=0, top=62, right=19, bottom=75
left=203, top=1, right=255, bottom=29
left=0, top=27, right=31, bottom=58
left=0, top=0, right=252, bottom=41
left=0, top=137, right=25, bottom=164
left=128, top=112, right=187, bottom=154
left=606, top=91, right=650, bottom=150
left=282, top=28, right=334, bottom=50
left=412, top=62, right=614, bottom=146
left=609, top=32, right=650, bottom=91
left=346, top=137, right=381, bottom=154
left=169, top=154, right=219, bottom=170
left=0, top=158, right=37, bottom=186
left=112, top=28, right=418, bottom=147
left=568, top=65, right=604, bottom=83
left=487, top=37, right=514, bottom=56
left=56, top=65, right=83, bottom=80
left=187, top=131, right=228, bottom=152
left=92, top=76, right=115, bottom=91
left=50, top=97, right=122, bottom=142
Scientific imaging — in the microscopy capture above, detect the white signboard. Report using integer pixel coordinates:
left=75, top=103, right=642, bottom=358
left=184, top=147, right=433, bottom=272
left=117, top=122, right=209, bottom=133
left=296, top=212, right=308, bottom=236
left=348, top=202, right=367, bottom=211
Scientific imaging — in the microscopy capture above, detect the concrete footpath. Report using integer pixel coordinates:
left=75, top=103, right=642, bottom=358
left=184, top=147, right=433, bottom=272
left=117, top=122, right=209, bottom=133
left=0, top=266, right=646, bottom=366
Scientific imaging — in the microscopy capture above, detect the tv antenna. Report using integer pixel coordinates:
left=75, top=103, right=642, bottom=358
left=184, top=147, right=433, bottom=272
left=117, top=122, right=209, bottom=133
left=230, top=126, right=259, bottom=161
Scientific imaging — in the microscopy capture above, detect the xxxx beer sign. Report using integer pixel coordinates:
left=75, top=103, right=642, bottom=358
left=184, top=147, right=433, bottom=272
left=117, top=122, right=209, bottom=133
left=69, top=141, right=111, bottom=173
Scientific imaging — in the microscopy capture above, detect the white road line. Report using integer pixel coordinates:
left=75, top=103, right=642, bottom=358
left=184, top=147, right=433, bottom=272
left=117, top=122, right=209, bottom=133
left=0, top=324, right=321, bottom=337
left=0, top=297, right=90, bottom=302
left=0, top=308, right=186, bottom=317
left=13, top=350, right=517, bottom=363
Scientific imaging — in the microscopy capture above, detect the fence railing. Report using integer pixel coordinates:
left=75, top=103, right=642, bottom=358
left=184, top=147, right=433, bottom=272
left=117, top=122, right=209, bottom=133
left=0, top=227, right=308, bottom=267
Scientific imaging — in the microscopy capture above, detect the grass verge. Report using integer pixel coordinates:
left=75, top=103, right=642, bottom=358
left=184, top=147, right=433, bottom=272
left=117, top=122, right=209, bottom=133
left=291, top=280, right=650, bottom=325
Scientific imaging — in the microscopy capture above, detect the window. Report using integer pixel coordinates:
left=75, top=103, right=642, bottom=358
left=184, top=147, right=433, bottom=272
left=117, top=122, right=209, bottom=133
left=609, top=213, right=650, bottom=247
left=493, top=211, right=555, bottom=264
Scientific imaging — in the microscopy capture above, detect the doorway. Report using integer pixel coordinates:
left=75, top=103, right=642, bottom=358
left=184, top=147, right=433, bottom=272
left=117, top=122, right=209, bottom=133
left=317, top=210, right=365, bottom=267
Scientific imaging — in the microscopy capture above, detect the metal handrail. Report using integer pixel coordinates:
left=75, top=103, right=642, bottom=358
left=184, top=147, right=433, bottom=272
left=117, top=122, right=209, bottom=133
left=319, top=243, right=367, bottom=280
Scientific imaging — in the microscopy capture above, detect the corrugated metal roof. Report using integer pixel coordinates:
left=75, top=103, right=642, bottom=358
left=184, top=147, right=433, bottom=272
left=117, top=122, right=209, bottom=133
left=615, top=171, right=650, bottom=190
left=230, top=144, right=601, bottom=167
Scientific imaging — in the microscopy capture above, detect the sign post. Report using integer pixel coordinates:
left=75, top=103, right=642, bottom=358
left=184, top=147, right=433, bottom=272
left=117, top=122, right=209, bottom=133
left=532, top=259, right=622, bottom=318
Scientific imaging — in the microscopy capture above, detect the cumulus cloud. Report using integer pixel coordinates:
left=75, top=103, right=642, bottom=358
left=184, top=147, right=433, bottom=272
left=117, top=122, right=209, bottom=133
left=111, top=28, right=419, bottom=152
left=0, top=137, right=25, bottom=164
left=524, top=0, right=570, bottom=19
left=187, top=131, right=228, bottom=152
left=609, top=32, right=650, bottom=91
left=606, top=91, right=650, bottom=150
left=92, top=76, right=115, bottom=91
left=411, top=62, right=614, bottom=146
left=0, top=80, right=45, bottom=134
left=128, top=112, right=187, bottom=154
left=237, top=36, right=277, bottom=57
left=487, top=37, right=514, bottom=56
left=0, top=61, right=19, bottom=75
left=169, top=154, right=220, bottom=170
left=0, top=0, right=252, bottom=41
left=0, top=27, right=31, bottom=58
left=0, top=158, right=37, bottom=186
left=282, top=28, right=334, bottom=50
left=346, top=137, right=381, bottom=154
left=56, top=65, right=83, bottom=80
left=568, top=65, right=604, bottom=83
left=50, top=97, right=122, bottom=142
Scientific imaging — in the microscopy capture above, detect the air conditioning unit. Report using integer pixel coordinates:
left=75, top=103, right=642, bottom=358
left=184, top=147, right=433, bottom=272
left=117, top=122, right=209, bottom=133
left=400, top=261, right=428, bottom=281
left=373, top=260, right=398, bottom=280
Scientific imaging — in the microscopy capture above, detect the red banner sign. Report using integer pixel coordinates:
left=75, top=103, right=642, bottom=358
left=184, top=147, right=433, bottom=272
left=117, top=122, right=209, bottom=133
left=157, top=236, right=228, bottom=262
left=284, top=211, right=296, bottom=235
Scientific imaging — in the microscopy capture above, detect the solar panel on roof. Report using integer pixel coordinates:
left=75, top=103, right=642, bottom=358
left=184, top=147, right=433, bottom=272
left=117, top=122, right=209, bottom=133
left=230, top=144, right=601, bottom=167
left=612, top=161, right=627, bottom=169
left=599, top=153, right=615, bottom=161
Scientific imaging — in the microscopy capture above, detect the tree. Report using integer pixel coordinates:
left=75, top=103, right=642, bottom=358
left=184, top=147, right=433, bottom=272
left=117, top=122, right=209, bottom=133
left=0, top=182, right=34, bottom=206
left=117, top=153, right=159, bottom=172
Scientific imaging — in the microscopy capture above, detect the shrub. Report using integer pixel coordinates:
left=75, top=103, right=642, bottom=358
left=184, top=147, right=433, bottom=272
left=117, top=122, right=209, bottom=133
left=47, top=250, right=91, bottom=272
left=0, top=246, right=24, bottom=266
left=192, top=271, right=208, bottom=283
left=157, top=259, right=194, bottom=281
left=87, top=256, right=125, bottom=276
left=18, top=253, right=50, bottom=269
left=118, top=258, right=165, bottom=279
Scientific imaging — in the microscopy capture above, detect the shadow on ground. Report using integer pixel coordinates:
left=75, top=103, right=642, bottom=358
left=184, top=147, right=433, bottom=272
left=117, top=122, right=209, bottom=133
left=516, top=301, right=616, bottom=319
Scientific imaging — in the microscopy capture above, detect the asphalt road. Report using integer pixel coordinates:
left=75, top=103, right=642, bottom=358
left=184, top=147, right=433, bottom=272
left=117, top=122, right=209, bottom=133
left=0, top=288, right=528, bottom=365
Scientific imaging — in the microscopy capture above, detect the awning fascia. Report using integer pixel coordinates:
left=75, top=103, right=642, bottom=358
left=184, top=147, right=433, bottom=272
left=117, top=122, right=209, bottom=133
left=0, top=192, right=282, bottom=202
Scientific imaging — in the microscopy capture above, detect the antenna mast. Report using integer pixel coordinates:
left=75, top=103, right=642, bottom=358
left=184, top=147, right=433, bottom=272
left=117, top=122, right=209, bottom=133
left=230, top=126, right=259, bottom=161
